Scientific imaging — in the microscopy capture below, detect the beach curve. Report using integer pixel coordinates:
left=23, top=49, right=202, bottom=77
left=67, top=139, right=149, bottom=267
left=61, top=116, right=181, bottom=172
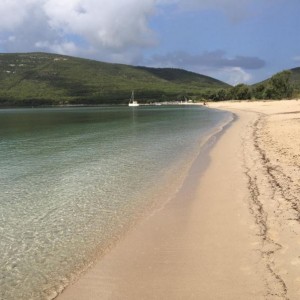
left=57, top=100, right=300, bottom=300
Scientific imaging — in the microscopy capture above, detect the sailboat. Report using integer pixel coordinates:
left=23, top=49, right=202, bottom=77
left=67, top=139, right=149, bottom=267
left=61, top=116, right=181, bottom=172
left=128, top=90, right=139, bottom=107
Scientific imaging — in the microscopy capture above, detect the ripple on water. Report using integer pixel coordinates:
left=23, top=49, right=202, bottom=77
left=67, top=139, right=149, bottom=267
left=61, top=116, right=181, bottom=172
left=0, top=106, right=231, bottom=299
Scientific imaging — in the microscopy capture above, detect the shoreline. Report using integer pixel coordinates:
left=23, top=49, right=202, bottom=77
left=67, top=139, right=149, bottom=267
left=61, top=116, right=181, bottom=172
left=57, top=100, right=300, bottom=299
left=53, top=106, right=234, bottom=299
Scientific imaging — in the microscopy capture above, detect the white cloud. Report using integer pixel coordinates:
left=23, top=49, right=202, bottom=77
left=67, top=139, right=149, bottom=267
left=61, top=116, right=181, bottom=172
left=35, top=40, right=79, bottom=56
left=142, top=50, right=255, bottom=84
left=189, top=66, right=251, bottom=85
left=0, top=0, right=37, bottom=30
left=43, top=0, right=157, bottom=49
left=0, top=0, right=158, bottom=61
left=0, top=0, right=267, bottom=83
left=187, top=66, right=251, bottom=85
left=0, top=0, right=258, bottom=58
left=222, top=67, right=252, bottom=85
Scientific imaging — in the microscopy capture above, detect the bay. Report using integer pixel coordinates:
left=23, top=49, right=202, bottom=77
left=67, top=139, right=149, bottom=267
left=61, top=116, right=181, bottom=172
left=0, top=105, right=231, bottom=299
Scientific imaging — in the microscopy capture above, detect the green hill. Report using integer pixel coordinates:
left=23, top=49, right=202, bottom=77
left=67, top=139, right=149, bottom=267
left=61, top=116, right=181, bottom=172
left=251, top=67, right=300, bottom=99
left=254, top=67, right=300, bottom=88
left=0, top=52, right=229, bottom=106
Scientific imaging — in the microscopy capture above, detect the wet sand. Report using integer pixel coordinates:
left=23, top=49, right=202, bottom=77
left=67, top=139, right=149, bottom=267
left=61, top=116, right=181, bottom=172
left=57, top=100, right=300, bottom=300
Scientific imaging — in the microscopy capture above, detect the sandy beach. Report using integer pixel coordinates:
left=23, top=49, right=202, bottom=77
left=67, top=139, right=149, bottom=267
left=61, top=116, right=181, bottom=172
left=57, top=100, right=300, bottom=300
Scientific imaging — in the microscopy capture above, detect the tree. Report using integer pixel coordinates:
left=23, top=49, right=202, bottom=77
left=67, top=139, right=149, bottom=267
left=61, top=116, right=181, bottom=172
left=270, top=71, right=293, bottom=99
left=252, top=84, right=265, bottom=99
left=230, top=84, right=252, bottom=100
left=266, top=70, right=293, bottom=99
left=252, top=70, right=293, bottom=100
left=210, top=89, right=227, bottom=101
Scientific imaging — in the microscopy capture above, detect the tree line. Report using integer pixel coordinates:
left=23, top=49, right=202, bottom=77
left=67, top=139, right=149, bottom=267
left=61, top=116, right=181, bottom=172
left=197, top=70, right=294, bottom=101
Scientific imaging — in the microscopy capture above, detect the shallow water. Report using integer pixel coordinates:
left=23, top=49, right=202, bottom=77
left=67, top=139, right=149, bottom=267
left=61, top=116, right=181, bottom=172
left=0, top=105, right=230, bottom=299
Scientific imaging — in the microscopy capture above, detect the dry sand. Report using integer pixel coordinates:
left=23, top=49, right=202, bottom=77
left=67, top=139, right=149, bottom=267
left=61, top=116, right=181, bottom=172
left=57, top=100, right=300, bottom=300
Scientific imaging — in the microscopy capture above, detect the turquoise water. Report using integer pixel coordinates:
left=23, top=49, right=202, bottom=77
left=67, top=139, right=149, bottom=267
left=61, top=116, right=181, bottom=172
left=0, top=105, right=231, bottom=299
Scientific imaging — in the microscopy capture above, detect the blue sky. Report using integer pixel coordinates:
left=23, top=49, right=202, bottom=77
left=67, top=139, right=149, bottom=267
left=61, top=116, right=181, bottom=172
left=0, top=0, right=299, bottom=85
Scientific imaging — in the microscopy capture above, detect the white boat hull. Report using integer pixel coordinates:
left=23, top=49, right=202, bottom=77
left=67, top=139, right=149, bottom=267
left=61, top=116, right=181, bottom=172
left=128, top=101, right=139, bottom=107
left=128, top=91, right=139, bottom=106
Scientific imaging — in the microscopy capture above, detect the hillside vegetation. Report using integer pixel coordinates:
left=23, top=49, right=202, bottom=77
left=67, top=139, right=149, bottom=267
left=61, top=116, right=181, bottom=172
left=290, top=67, right=300, bottom=94
left=0, top=52, right=228, bottom=106
left=207, top=70, right=299, bottom=101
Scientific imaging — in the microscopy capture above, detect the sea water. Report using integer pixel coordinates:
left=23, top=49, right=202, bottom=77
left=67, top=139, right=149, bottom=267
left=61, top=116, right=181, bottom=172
left=0, top=105, right=231, bottom=299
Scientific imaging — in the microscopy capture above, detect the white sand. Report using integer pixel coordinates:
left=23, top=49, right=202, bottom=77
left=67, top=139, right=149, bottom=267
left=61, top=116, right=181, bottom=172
left=57, top=100, right=300, bottom=300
